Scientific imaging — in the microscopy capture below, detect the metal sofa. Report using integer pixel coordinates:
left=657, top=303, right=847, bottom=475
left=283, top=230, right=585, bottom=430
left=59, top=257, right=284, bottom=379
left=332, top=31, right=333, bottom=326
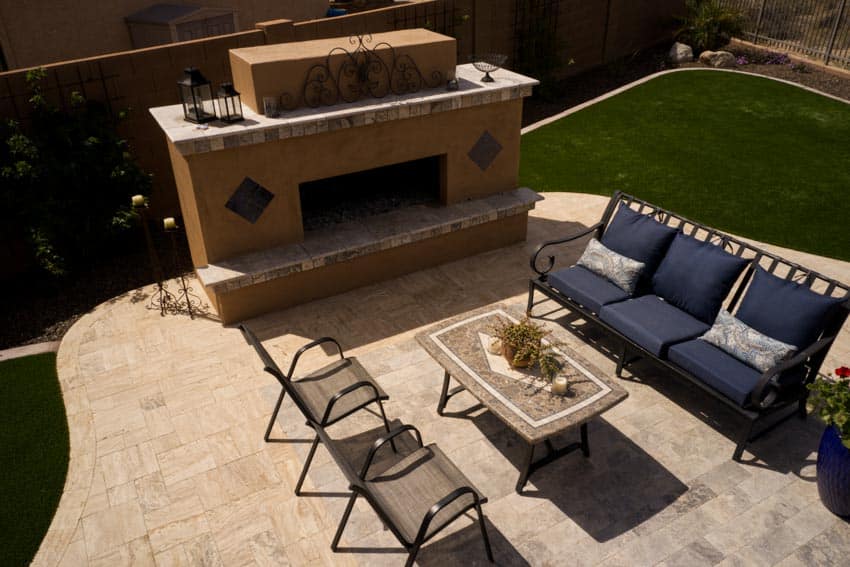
left=527, top=191, right=850, bottom=460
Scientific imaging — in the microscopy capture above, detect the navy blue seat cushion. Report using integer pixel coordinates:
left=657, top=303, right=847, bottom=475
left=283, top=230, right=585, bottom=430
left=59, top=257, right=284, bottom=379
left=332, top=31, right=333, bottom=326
left=600, top=295, right=710, bottom=357
left=652, top=233, right=750, bottom=324
left=668, top=340, right=761, bottom=407
left=736, top=267, right=846, bottom=349
left=601, top=203, right=678, bottom=275
left=548, top=266, right=631, bottom=314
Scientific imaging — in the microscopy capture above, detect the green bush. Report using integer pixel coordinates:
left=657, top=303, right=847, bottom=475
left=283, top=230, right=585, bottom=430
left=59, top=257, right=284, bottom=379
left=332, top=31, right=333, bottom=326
left=675, top=0, right=746, bottom=53
left=0, top=68, right=151, bottom=276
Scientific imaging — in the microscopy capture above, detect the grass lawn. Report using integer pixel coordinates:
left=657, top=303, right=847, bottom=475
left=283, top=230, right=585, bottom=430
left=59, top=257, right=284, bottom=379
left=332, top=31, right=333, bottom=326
left=0, top=353, right=69, bottom=566
left=520, top=70, right=850, bottom=262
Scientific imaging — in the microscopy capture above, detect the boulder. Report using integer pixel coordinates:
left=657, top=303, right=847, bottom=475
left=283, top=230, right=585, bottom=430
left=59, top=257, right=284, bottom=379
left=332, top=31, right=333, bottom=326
left=699, top=50, right=737, bottom=68
left=669, top=42, right=693, bottom=63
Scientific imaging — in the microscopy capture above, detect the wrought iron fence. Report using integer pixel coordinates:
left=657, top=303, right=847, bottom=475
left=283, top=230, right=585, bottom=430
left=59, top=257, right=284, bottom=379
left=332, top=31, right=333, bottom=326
left=718, top=0, right=850, bottom=68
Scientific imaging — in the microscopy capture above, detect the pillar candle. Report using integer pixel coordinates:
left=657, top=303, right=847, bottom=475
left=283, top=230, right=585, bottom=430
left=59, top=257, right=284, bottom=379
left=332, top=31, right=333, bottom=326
left=551, top=376, right=568, bottom=396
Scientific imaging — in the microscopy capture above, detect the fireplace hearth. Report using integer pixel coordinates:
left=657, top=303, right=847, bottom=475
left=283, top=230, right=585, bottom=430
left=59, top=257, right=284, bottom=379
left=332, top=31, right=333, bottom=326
left=151, top=29, right=539, bottom=323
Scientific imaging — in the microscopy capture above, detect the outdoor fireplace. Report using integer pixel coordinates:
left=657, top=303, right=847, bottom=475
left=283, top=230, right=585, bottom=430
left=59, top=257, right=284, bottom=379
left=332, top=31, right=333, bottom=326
left=151, top=29, right=539, bottom=323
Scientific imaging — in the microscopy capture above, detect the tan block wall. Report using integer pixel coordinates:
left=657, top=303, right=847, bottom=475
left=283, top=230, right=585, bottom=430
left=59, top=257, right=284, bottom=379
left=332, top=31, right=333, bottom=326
left=207, top=212, right=528, bottom=324
left=0, top=0, right=328, bottom=69
left=0, top=0, right=680, bottom=218
left=172, top=98, right=523, bottom=266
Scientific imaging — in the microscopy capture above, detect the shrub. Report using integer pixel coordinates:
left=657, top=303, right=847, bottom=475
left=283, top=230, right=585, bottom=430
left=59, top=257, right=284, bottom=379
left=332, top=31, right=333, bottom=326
left=0, top=68, right=151, bottom=276
left=676, top=0, right=746, bottom=53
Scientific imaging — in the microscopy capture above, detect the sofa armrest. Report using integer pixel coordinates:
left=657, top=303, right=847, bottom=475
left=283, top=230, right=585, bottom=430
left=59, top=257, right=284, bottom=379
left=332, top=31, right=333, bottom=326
left=530, top=222, right=604, bottom=279
left=749, top=335, right=836, bottom=409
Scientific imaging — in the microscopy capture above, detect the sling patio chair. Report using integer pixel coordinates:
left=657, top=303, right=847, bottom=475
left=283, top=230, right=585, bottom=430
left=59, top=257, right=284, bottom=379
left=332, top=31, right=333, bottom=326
left=239, top=323, right=394, bottom=494
left=329, top=424, right=494, bottom=566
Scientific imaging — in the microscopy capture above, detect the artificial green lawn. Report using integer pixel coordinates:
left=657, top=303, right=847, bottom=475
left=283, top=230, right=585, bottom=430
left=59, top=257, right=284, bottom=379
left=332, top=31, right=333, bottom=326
left=520, top=71, right=850, bottom=262
left=0, top=353, right=69, bottom=566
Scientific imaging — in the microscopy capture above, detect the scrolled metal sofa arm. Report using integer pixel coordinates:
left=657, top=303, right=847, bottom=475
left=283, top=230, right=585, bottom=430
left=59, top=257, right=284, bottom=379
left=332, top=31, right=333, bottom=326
left=748, top=335, right=836, bottom=409
left=529, top=221, right=604, bottom=278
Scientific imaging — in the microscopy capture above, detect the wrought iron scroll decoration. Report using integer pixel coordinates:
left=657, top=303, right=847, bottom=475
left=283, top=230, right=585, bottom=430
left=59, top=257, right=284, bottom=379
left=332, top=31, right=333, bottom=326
left=283, top=34, right=444, bottom=110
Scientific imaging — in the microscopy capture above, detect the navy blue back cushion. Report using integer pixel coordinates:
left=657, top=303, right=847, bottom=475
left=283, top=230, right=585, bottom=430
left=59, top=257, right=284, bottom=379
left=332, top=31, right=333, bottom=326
left=652, top=233, right=749, bottom=324
left=736, top=267, right=845, bottom=348
left=601, top=203, right=678, bottom=275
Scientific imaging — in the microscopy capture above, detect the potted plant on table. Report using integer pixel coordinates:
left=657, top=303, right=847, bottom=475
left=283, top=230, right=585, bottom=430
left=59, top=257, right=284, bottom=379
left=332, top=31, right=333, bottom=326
left=808, top=366, right=850, bottom=517
left=491, top=317, right=565, bottom=392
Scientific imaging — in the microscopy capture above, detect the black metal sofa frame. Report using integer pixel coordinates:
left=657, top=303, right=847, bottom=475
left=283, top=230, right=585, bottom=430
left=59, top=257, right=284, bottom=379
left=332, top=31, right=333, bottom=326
left=526, top=191, right=850, bottom=460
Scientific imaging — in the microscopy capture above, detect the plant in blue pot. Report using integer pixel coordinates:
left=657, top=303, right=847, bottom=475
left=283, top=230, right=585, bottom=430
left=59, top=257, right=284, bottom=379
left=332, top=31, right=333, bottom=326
left=808, top=366, right=850, bottom=517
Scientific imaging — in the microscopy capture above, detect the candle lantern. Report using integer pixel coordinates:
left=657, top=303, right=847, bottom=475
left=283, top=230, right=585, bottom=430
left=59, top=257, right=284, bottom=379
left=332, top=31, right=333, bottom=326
left=178, top=67, right=215, bottom=124
left=215, top=82, right=244, bottom=123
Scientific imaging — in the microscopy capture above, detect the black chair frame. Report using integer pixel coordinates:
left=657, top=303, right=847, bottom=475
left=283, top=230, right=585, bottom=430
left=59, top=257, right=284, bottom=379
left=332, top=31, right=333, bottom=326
left=329, top=424, right=494, bottom=567
left=239, top=324, right=394, bottom=493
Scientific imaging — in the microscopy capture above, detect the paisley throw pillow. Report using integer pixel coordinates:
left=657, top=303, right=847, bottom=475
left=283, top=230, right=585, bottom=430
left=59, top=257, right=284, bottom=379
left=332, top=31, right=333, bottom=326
left=577, top=238, right=645, bottom=295
left=700, top=310, right=797, bottom=372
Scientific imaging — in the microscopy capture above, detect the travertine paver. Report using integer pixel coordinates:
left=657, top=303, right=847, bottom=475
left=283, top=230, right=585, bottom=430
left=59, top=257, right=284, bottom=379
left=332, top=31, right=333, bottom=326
left=34, top=193, right=850, bottom=567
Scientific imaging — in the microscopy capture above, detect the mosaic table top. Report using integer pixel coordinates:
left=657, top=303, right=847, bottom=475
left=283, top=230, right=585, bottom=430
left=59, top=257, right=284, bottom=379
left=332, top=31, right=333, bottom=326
left=416, top=305, right=628, bottom=444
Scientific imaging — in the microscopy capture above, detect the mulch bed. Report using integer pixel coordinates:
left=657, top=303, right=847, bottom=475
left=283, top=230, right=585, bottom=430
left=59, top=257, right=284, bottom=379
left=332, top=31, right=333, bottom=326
left=0, top=231, right=193, bottom=350
left=2, top=43, right=849, bottom=350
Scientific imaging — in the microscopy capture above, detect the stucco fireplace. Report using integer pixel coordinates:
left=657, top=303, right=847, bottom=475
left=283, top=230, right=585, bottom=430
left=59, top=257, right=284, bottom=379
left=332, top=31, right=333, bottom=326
left=151, top=29, right=539, bottom=323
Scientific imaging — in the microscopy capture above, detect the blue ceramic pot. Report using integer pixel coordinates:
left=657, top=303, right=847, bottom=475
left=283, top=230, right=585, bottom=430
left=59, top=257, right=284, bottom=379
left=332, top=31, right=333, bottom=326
left=817, top=425, right=850, bottom=517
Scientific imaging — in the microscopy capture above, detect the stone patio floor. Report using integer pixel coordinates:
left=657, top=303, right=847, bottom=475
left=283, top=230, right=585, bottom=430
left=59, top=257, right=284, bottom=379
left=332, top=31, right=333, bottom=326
left=36, top=193, right=850, bottom=566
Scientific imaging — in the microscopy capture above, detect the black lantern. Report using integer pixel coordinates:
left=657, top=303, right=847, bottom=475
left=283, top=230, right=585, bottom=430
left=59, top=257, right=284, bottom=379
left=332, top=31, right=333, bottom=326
left=178, top=67, right=215, bottom=124
left=216, top=82, right=244, bottom=123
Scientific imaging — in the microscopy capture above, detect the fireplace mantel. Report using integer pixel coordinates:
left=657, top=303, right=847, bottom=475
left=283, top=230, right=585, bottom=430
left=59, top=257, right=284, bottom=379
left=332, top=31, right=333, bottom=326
left=150, top=64, right=537, bottom=157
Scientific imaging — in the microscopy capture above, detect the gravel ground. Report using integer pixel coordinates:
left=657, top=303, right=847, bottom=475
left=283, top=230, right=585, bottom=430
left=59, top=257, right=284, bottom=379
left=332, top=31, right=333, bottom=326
left=2, top=43, right=848, bottom=350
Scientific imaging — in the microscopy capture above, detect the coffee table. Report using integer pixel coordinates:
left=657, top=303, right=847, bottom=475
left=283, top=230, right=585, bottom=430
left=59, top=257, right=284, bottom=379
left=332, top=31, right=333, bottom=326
left=416, top=305, right=628, bottom=492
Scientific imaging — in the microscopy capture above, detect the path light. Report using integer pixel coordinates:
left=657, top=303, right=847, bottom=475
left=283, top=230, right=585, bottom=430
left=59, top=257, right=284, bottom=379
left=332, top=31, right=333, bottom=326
left=178, top=67, right=215, bottom=124
left=216, top=82, right=244, bottom=123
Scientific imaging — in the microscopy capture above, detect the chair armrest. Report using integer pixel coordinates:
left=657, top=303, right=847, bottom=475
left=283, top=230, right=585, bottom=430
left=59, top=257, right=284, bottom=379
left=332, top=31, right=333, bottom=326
left=359, top=425, right=423, bottom=480
left=530, top=222, right=604, bottom=278
left=286, top=337, right=344, bottom=379
left=749, top=335, right=836, bottom=408
left=413, top=486, right=480, bottom=546
left=320, top=380, right=381, bottom=425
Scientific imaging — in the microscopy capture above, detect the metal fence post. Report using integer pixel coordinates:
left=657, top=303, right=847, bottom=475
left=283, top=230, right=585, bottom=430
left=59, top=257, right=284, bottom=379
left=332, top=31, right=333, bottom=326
left=753, top=0, right=768, bottom=44
left=825, top=0, right=848, bottom=66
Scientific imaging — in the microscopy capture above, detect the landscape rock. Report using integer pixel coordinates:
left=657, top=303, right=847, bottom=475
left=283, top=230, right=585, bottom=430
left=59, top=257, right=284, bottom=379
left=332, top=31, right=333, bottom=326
left=699, top=50, right=737, bottom=68
left=669, top=42, right=694, bottom=63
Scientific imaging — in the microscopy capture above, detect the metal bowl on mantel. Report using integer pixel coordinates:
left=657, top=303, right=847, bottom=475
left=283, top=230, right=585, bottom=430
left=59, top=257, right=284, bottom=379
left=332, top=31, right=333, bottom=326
left=471, top=54, right=507, bottom=83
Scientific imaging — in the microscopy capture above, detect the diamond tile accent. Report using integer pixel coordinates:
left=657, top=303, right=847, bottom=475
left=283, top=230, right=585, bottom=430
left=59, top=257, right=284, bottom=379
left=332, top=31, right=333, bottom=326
left=225, top=177, right=274, bottom=224
left=468, top=131, right=503, bottom=171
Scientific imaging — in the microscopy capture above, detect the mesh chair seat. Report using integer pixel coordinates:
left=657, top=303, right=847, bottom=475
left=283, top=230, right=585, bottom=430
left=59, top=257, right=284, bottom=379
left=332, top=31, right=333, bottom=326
left=367, top=444, right=487, bottom=544
left=293, top=357, right=388, bottom=425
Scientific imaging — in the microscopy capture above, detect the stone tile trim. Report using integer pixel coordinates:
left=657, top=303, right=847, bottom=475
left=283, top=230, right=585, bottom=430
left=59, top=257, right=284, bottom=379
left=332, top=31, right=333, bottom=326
left=150, top=65, right=539, bottom=157
left=197, top=188, right=542, bottom=294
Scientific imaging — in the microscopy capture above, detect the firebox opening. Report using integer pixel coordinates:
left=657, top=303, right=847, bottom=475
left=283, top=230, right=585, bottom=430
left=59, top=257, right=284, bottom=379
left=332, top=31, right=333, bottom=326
left=299, top=154, right=445, bottom=232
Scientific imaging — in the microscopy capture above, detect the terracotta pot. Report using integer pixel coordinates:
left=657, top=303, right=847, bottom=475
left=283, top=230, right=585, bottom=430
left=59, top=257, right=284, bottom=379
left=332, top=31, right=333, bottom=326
left=817, top=425, right=850, bottom=517
left=502, top=343, right=532, bottom=368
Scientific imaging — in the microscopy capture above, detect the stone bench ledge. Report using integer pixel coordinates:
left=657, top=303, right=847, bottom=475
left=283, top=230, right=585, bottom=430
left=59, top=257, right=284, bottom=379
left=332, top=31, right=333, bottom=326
left=197, top=187, right=542, bottom=293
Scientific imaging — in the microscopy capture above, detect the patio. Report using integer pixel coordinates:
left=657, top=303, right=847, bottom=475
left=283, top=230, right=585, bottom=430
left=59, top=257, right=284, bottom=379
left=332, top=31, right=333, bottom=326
left=38, top=192, right=850, bottom=566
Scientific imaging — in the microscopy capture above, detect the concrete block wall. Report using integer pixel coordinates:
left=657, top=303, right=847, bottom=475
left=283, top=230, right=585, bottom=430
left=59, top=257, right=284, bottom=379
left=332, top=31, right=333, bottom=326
left=0, top=0, right=682, bottom=215
left=0, top=0, right=328, bottom=70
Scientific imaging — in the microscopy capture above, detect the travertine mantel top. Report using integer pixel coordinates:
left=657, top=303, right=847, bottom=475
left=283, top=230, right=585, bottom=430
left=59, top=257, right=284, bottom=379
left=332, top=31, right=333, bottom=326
left=149, top=64, right=538, bottom=156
